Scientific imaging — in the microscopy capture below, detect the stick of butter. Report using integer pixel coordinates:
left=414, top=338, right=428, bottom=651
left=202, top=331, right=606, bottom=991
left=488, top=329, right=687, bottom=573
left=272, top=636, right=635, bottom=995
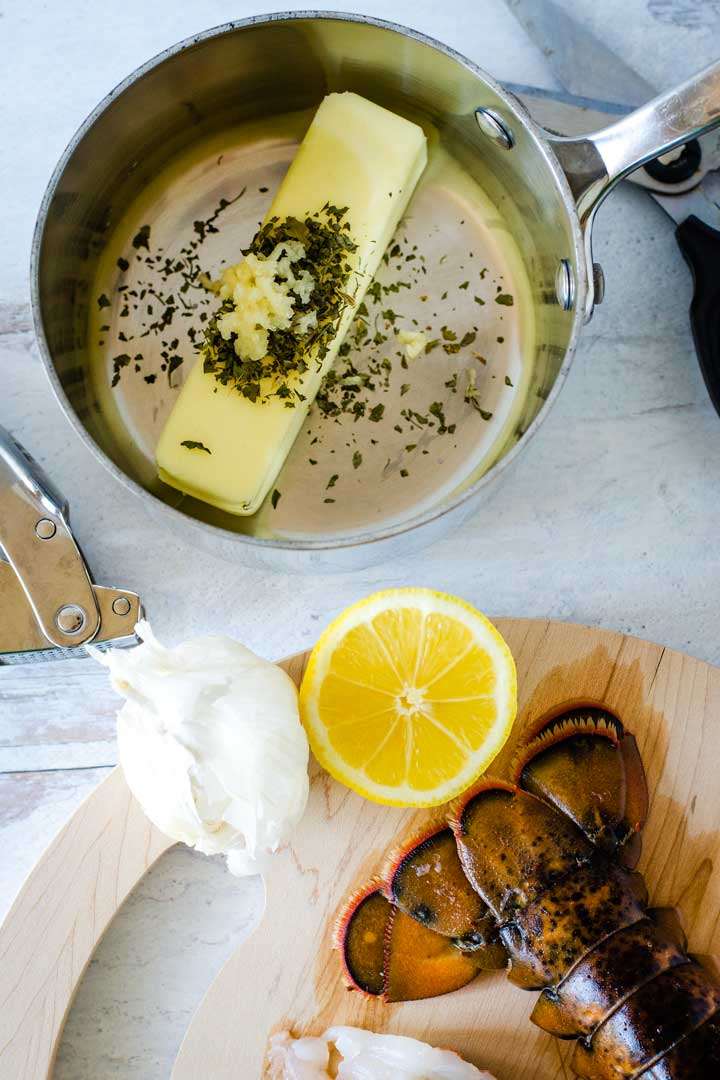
left=156, top=92, right=427, bottom=515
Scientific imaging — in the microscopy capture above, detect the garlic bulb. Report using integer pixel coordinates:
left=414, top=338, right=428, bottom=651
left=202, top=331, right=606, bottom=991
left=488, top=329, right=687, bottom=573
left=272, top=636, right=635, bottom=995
left=94, top=621, right=309, bottom=875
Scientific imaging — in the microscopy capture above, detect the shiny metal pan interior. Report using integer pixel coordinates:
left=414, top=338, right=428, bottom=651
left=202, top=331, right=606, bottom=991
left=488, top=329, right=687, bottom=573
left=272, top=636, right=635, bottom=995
left=33, top=14, right=581, bottom=567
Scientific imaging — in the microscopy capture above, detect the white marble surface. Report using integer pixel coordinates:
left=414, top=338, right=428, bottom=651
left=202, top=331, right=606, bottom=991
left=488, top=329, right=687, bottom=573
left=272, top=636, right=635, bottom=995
left=1, top=0, right=720, bottom=1076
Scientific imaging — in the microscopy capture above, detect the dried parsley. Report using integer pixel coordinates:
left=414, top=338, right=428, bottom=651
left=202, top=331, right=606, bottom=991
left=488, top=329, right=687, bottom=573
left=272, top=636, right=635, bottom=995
left=352, top=451, right=362, bottom=469
left=495, top=293, right=514, bottom=306
left=464, top=368, right=492, bottom=418
left=180, top=439, right=211, bottom=454
left=271, top=488, right=282, bottom=509
left=132, top=224, right=151, bottom=250
left=166, top=355, right=184, bottom=385
left=111, top=353, right=131, bottom=387
left=369, top=403, right=385, bottom=422
left=326, top=474, right=339, bottom=489
left=429, top=401, right=448, bottom=433
left=103, top=192, right=246, bottom=388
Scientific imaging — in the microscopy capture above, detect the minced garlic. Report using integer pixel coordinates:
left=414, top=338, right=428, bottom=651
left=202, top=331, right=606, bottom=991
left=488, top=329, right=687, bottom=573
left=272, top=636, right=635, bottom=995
left=216, top=240, right=315, bottom=362
left=398, top=328, right=428, bottom=360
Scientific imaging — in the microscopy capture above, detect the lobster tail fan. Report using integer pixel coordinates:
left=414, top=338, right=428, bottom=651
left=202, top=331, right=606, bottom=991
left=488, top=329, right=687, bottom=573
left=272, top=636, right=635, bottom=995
left=512, top=708, right=649, bottom=861
left=619, top=731, right=650, bottom=855
left=452, top=781, right=595, bottom=920
left=383, top=906, right=494, bottom=1003
left=334, top=884, right=391, bottom=996
left=334, top=878, right=502, bottom=1004
left=384, top=824, right=503, bottom=952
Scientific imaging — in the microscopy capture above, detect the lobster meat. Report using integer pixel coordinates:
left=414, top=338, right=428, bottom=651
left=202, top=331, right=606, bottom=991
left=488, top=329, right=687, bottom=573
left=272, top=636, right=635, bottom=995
left=335, top=708, right=720, bottom=1077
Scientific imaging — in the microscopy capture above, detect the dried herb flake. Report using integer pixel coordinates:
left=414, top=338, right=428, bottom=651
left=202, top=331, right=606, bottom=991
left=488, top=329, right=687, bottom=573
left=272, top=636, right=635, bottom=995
left=180, top=439, right=211, bottom=454
left=132, top=224, right=151, bottom=250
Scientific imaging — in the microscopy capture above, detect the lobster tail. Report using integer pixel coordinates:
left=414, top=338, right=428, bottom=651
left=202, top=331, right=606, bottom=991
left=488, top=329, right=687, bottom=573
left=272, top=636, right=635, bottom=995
left=639, top=1011, right=720, bottom=1077
left=336, top=710, right=720, bottom=1076
left=570, top=960, right=720, bottom=1078
left=530, top=909, right=688, bottom=1038
left=512, top=708, right=649, bottom=865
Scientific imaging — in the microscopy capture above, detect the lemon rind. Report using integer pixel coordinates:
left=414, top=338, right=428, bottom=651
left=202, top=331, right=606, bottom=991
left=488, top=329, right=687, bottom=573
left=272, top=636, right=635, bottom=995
left=299, top=588, right=517, bottom=808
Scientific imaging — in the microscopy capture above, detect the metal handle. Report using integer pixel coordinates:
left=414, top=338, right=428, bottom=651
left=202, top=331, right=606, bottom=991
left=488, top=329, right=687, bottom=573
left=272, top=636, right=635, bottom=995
left=0, top=424, right=101, bottom=648
left=0, top=425, right=67, bottom=520
left=546, top=60, right=720, bottom=318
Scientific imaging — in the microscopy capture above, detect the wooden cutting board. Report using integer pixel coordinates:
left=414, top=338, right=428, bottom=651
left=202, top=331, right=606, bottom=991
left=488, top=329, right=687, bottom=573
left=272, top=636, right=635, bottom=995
left=2, top=618, right=720, bottom=1079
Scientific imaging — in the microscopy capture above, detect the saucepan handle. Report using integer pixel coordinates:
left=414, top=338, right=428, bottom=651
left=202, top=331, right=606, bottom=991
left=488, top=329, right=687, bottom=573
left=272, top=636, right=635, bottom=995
left=545, top=60, right=720, bottom=317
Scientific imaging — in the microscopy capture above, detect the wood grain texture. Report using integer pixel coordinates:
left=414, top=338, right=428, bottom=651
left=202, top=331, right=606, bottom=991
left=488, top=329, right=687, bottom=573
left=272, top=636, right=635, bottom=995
left=2, top=622, right=720, bottom=1079
left=0, top=652, right=305, bottom=1078
left=0, top=767, right=173, bottom=1079
left=173, top=619, right=720, bottom=1079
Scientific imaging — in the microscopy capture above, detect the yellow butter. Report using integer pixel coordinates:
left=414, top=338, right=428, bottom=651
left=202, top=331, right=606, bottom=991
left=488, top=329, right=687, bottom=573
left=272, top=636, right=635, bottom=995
left=155, top=92, right=427, bottom=515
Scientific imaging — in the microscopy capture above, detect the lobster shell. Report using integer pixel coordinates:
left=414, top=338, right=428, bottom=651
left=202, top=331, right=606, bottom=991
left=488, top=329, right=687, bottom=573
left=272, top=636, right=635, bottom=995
left=530, top=909, right=688, bottom=1038
left=335, top=709, right=720, bottom=1077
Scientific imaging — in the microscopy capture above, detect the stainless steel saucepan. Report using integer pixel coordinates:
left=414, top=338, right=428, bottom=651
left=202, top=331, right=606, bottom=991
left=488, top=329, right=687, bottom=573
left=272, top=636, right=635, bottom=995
left=31, top=13, right=720, bottom=572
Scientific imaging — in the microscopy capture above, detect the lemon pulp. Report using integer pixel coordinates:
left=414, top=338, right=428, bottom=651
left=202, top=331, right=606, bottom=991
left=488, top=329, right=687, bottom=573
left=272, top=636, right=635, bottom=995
left=300, top=588, right=517, bottom=807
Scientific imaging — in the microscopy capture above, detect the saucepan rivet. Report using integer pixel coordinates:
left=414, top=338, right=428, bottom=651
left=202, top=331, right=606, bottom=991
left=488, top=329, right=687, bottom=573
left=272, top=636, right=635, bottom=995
left=474, top=108, right=515, bottom=150
left=555, top=259, right=575, bottom=311
left=593, top=263, right=606, bottom=305
left=55, top=604, right=87, bottom=635
left=35, top=518, right=57, bottom=540
left=112, top=596, right=132, bottom=617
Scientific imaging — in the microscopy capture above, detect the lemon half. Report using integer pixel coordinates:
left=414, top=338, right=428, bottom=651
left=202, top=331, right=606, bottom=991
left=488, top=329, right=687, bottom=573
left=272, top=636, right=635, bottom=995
left=299, top=588, right=517, bottom=807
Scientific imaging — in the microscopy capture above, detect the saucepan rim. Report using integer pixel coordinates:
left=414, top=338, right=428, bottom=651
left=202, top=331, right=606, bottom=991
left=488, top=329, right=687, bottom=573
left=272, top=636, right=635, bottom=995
left=31, top=9, right=587, bottom=554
